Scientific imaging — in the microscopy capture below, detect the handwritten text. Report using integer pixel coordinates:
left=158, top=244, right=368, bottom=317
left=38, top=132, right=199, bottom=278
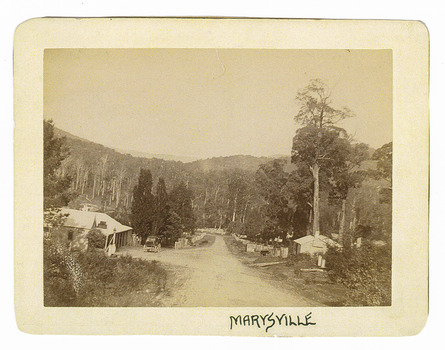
left=229, top=312, right=316, bottom=332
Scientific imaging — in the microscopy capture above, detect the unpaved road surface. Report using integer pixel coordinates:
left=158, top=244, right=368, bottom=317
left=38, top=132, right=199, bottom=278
left=120, top=234, right=320, bottom=307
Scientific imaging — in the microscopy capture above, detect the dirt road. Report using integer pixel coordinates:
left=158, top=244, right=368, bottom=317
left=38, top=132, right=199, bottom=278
left=120, top=233, right=321, bottom=307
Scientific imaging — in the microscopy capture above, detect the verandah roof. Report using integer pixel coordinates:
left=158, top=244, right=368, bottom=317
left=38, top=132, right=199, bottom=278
left=60, top=208, right=132, bottom=236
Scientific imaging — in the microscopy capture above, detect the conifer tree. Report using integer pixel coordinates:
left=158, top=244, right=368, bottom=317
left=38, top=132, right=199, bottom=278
left=44, top=119, right=73, bottom=209
left=131, top=169, right=155, bottom=242
left=169, top=181, right=195, bottom=234
left=153, top=177, right=169, bottom=236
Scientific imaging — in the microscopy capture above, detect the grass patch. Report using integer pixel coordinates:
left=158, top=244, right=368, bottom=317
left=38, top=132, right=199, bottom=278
left=223, top=235, right=258, bottom=264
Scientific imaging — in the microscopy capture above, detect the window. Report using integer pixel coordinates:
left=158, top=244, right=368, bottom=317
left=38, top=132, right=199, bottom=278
left=68, top=230, right=74, bottom=241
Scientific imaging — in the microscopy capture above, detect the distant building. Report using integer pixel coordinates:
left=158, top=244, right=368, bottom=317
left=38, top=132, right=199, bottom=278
left=59, top=208, right=133, bottom=252
left=79, top=203, right=99, bottom=212
left=293, top=234, right=341, bottom=255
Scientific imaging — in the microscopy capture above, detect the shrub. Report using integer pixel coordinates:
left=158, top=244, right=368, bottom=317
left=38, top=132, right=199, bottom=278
left=44, top=237, right=167, bottom=307
left=226, top=221, right=245, bottom=236
left=325, top=241, right=391, bottom=306
left=44, top=238, right=78, bottom=306
left=86, top=229, right=106, bottom=250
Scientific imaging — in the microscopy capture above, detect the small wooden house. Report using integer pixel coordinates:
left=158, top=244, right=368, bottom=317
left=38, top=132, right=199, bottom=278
left=293, top=234, right=340, bottom=255
left=59, top=208, right=133, bottom=252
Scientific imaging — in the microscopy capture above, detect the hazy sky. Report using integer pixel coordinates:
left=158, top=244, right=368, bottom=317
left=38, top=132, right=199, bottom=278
left=44, top=49, right=392, bottom=159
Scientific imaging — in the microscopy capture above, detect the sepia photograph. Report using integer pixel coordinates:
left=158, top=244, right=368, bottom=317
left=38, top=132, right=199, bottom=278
left=13, top=18, right=428, bottom=336
left=43, top=48, right=392, bottom=308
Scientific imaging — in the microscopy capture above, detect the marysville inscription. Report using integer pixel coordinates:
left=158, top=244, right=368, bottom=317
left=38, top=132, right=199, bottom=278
left=229, top=312, right=316, bottom=332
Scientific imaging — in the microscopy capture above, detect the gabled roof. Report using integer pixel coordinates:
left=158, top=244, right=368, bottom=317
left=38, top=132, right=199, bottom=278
left=293, top=235, right=316, bottom=245
left=61, top=208, right=132, bottom=236
left=294, top=234, right=341, bottom=248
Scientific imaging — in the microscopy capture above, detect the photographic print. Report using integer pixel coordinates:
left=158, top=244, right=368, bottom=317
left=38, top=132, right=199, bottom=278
left=43, top=48, right=392, bottom=308
left=14, top=18, right=428, bottom=336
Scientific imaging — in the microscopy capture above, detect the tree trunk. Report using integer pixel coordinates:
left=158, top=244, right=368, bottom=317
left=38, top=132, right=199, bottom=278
left=92, top=175, right=97, bottom=198
left=75, top=162, right=82, bottom=190
left=350, top=196, right=357, bottom=231
left=312, top=163, right=320, bottom=239
left=219, top=209, right=223, bottom=229
left=81, top=171, right=88, bottom=194
left=203, top=190, right=208, bottom=224
left=232, top=193, right=237, bottom=222
left=214, top=186, right=220, bottom=201
left=339, top=198, right=346, bottom=241
left=242, top=201, right=249, bottom=223
left=116, top=180, right=121, bottom=209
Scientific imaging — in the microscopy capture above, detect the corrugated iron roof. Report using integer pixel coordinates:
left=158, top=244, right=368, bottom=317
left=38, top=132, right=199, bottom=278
left=61, top=208, right=132, bottom=236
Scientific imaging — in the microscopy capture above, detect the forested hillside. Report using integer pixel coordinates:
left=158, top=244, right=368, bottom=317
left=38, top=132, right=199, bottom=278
left=53, top=124, right=390, bottom=245
left=53, top=127, right=276, bottom=230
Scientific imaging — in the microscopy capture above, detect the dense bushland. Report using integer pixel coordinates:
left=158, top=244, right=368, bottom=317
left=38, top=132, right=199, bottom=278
left=326, top=241, right=391, bottom=306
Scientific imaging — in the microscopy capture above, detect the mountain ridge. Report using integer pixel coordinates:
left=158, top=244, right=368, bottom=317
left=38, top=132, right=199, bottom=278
left=53, top=127, right=200, bottom=163
left=54, top=126, right=285, bottom=171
